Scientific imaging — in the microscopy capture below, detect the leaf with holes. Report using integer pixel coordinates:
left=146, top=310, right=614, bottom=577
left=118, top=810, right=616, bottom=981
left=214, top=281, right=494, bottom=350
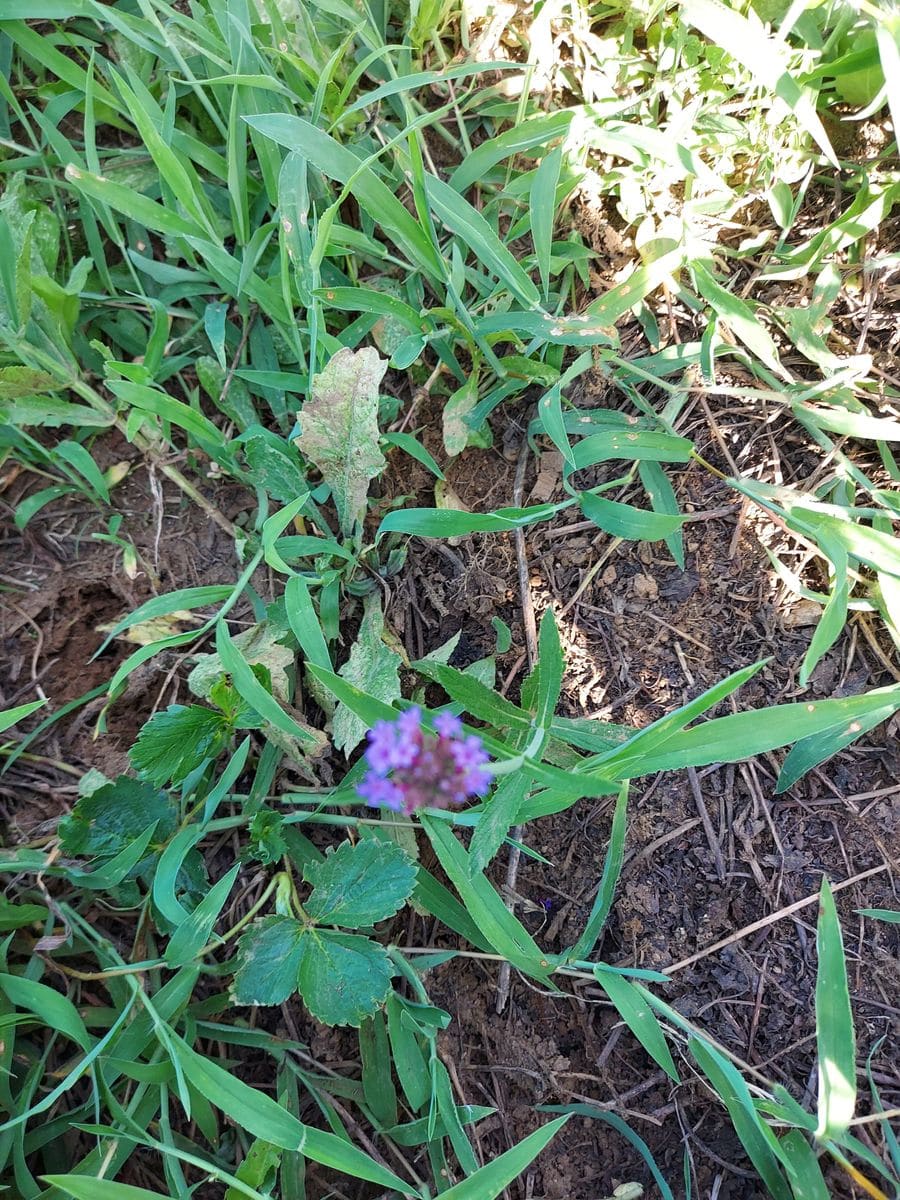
left=332, top=594, right=402, bottom=754
left=294, top=347, right=387, bottom=535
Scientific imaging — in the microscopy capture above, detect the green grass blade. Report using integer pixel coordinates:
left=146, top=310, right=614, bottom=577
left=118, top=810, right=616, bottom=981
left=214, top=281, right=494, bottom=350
left=437, top=1116, right=569, bottom=1200
left=567, top=782, right=628, bottom=961
left=815, top=878, right=856, bottom=1140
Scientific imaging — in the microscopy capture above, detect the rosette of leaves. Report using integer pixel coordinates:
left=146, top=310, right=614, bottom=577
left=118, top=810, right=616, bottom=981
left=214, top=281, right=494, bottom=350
left=232, top=838, right=416, bottom=1027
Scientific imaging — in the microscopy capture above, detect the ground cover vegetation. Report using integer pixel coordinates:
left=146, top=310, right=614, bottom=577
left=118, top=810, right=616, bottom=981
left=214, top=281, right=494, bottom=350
left=0, top=0, right=898, bottom=1196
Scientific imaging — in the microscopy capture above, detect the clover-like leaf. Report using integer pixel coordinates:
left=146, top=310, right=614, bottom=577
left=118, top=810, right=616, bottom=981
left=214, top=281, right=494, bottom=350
left=293, top=347, right=387, bottom=535
left=232, top=916, right=305, bottom=1006
left=332, top=594, right=401, bottom=754
left=296, top=929, right=393, bottom=1027
left=130, top=704, right=231, bottom=787
left=304, top=838, right=416, bottom=929
left=58, top=776, right=176, bottom=858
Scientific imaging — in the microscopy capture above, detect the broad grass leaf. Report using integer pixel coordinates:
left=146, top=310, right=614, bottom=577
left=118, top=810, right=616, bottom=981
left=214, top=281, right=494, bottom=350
left=0, top=896, right=47, bottom=931
left=580, top=492, right=685, bottom=541
left=296, top=928, right=393, bottom=1027
left=378, top=499, right=571, bottom=539
left=424, top=175, right=540, bottom=309
left=244, top=113, right=442, bottom=279
left=693, top=261, right=785, bottom=377
left=422, top=815, right=553, bottom=983
left=93, top=586, right=233, bottom=660
left=689, top=1037, right=791, bottom=1200
left=294, top=347, right=387, bottom=535
left=0, top=974, right=91, bottom=1052
left=414, top=661, right=531, bottom=732
left=304, top=839, right=416, bottom=928
left=530, top=143, right=563, bottom=301
left=171, top=1034, right=413, bottom=1192
left=539, top=1105, right=674, bottom=1199
left=535, top=609, right=564, bottom=729
left=875, top=15, right=900, bottom=150
left=592, top=967, right=678, bottom=1081
left=449, top=111, right=573, bottom=191
left=0, top=699, right=44, bottom=734
left=437, top=1117, right=569, bottom=1200
left=601, top=683, right=900, bottom=778
left=332, top=594, right=402, bottom=754
left=775, top=701, right=893, bottom=792
left=570, top=430, right=693, bottom=471
left=857, top=908, right=900, bottom=924
left=815, top=878, right=856, bottom=1140
left=534, top=351, right=593, bottom=466
left=43, top=1178, right=171, bottom=1200
left=799, top=533, right=848, bottom=686
left=638, top=460, right=685, bottom=569
left=212, top=621, right=321, bottom=749
left=468, top=772, right=532, bottom=876
left=64, top=164, right=201, bottom=238
left=165, top=864, right=241, bottom=967
left=382, top=431, right=444, bottom=479
left=567, top=782, right=628, bottom=962
left=777, top=1129, right=831, bottom=1199
left=233, top=916, right=305, bottom=1005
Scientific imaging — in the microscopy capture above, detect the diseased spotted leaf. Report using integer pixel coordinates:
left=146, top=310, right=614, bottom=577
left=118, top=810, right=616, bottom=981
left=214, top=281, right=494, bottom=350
left=130, top=705, right=231, bottom=787
left=0, top=366, right=61, bottom=399
left=188, top=621, right=294, bottom=704
left=294, top=347, right=387, bottom=534
left=297, top=928, right=393, bottom=1027
left=58, top=776, right=177, bottom=858
left=233, top=916, right=305, bottom=1006
left=304, top=839, right=416, bottom=929
left=332, top=594, right=402, bottom=754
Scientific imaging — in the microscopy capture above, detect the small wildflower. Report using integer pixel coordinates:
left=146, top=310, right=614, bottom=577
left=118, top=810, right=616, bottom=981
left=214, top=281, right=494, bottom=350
left=357, top=709, right=491, bottom=815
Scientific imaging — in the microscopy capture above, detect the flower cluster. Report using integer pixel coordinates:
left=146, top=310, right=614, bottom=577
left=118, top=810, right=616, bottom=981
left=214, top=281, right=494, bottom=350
left=357, top=707, right=491, bottom=814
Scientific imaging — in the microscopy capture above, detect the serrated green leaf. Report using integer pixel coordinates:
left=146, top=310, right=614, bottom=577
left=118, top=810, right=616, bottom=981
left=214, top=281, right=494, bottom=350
left=304, top=839, right=416, bottom=928
left=129, top=705, right=231, bottom=787
left=58, top=776, right=176, bottom=858
left=294, top=347, right=387, bottom=534
left=0, top=366, right=60, bottom=399
left=233, top=916, right=305, bottom=1005
left=333, top=594, right=402, bottom=754
left=240, top=427, right=308, bottom=503
left=297, top=928, right=393, bottom=1027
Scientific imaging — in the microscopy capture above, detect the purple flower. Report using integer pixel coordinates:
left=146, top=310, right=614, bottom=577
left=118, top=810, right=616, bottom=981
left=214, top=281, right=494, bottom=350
left=357, top=709, right=491, bottom=815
